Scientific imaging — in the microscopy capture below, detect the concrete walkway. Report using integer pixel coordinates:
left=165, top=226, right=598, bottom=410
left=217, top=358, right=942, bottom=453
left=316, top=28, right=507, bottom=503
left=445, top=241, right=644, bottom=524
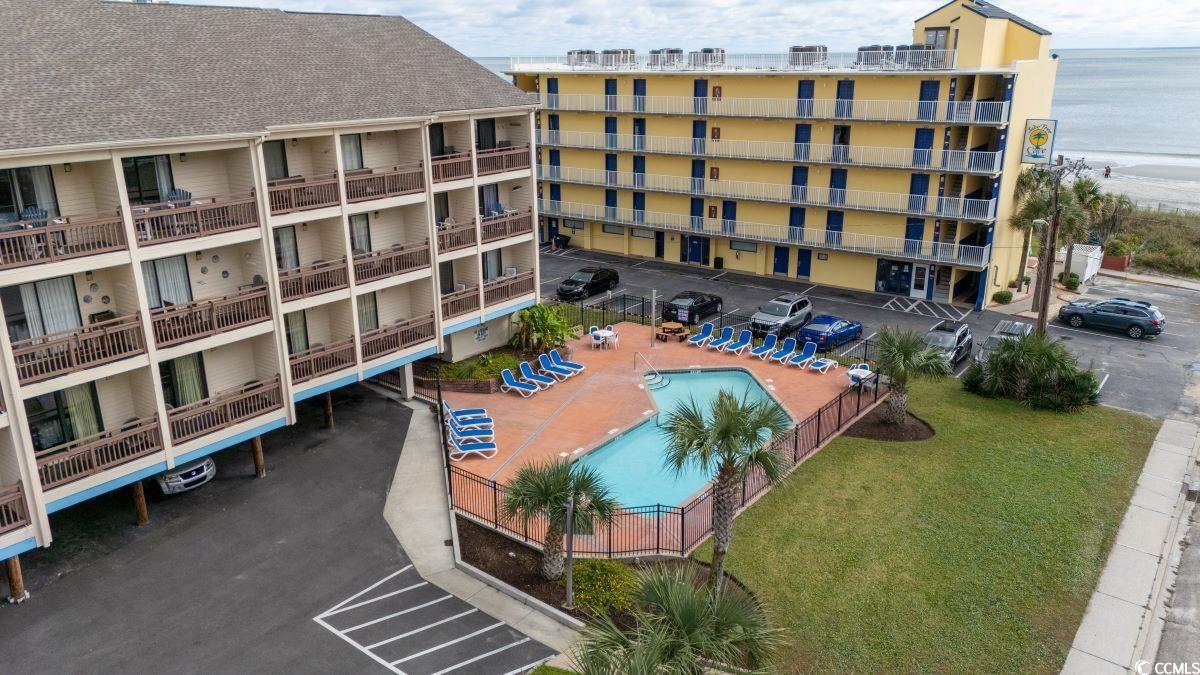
left=382, top=393, right=579, bottom=660
left=1062, top=419, right=1199, bottom=674
left=1097, top=269, right=1200, bottom=292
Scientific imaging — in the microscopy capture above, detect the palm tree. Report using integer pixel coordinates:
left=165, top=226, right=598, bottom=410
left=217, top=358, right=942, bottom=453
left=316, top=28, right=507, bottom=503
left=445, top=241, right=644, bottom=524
left=661, top=389, right=790, bottom=597
left=875, top=328, right=952, bottom=425
left=1093, top=192, right=1135, bottom=245
left=1010, top=167, right=1053, bottom=290
left=500, top=459, right=619, bottom=581
left=571, top=565, right=784, bottom=674
left=1062, top=177, right=1103, bottom=278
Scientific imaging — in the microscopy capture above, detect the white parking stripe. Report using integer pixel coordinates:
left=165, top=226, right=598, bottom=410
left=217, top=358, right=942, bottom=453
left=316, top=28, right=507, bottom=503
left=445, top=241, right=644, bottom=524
left=363, top=609, right=478, bottom=648
left=320, top=565, right=413, bottom=616
left=345, top=595, right=455, bottom=634
left=503, top=659, right=555, bottom=675
left=796, top=284, right=817, bottom=296
left=313, top=616, right=405, bottom=675
left=538, top=276, right=561, bottom=285
left=1097, top=373, right=1111, bottom=392
left=431, top=638, right=532, bottom=675
left=390, top=622, right=506, bottom=665
left=839, top=332, right=876, bottom=356
left=320, top=582, right=428, bottom=617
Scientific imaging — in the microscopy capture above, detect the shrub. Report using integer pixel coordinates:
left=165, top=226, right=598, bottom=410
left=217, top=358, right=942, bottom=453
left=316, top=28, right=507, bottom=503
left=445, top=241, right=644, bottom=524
left=564, top=558, right=638, bottom=615
left=1007, top=279, right=1019, bottom=289
left=510, top=303, right=580, bottom=354
left=1057, top=271, right=1079, bottom=283
left=963, top=333, right=1098, bottom=412
left=1105, top=238, right=1132, bottom=256
left=1063, top=277, right=1081, bottom=291
left=440, top=350, right=520, bottom=381
left=991, top=290, right=1013, bottom=304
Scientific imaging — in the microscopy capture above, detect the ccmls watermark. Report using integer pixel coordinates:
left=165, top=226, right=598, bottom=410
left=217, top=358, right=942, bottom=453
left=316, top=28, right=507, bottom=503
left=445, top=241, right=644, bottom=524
left=1135, top=660, right=1200, bottom=675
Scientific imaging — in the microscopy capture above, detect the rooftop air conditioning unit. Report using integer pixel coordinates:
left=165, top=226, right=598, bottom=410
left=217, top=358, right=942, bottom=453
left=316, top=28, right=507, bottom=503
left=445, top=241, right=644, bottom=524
left=567, top=49, right=598, bottom=66
left=788, top=45, right=828, bottom=67
left=600, top=48, right=637, bottom=68
left=648, top=48, right=684, bottom=68
left=688, top=47, right=726, bottom=67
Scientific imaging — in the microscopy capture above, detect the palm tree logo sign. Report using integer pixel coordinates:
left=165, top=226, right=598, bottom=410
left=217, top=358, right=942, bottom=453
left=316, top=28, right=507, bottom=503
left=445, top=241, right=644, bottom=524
left=1026, top=123, right=1051, bottom=160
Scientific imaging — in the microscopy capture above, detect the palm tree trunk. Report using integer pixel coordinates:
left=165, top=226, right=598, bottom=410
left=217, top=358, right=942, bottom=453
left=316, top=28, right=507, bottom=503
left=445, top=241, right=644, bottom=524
left=542, top=521, right=565, bottom=581
left=1018, top=228, right=1033, bottom=291
left=884, top=385, right=909, bottom=425
left=1063, top=236, right=1076, bottom=286
left=709, top=467, right=740, bottom=597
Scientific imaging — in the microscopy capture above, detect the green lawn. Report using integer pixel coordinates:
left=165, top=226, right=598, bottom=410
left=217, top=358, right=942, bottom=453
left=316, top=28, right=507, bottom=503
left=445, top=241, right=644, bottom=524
left=696, top=379, right=1159, bottom=673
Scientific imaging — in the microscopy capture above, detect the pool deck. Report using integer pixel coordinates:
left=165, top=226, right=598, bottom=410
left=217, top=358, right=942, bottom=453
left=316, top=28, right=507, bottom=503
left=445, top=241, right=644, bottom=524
left=445, top=323, right=850, bottom=485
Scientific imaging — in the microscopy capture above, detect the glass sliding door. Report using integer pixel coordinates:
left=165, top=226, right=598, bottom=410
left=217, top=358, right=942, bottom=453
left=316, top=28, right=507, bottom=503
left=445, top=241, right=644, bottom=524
left=24, top=383, right=103, bottom=452
left=0, top=165, right=60, bottom=222
left=348, top=214, right=371, bottom=252
left=283, top=310, right=309, bottom=354
left=357, top=292, right=379, bottom=332
left=159, top=353, right=208, bottom=408
left=340, top=134, right=364, bottom=172
left=122, top=155, right=174, bottom=205
left=274, top=226, right=300, bottom=270
left=429, top=123, right=446, bottom=156
left=141, top=255, right=192, bottom=308
left=482, top=249, right=502, bottom=281
left=2, top=275, right=81, bottom=341
left=478, top=184, right=501, bottom=215
left=263, top=140, right=289, bottom=181
left=475, top=119, right=497, bottom=151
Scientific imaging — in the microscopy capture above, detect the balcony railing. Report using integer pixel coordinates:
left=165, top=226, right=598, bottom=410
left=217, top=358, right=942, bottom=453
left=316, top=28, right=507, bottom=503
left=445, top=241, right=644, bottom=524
left=132, top=195, right=259, bottom=245
left=11, top=313, right=146, bottom=385
left=167, top=377, right=284, bottom=444
left=484, top=271, right=536, bottom=306
left=290, top=338, right=356, bottom=384
left=540, top=165, right=997, bottom=221
left=540, top=198, right=992, bottom=269
left=480, top=207, right=535, bottom=243
left=441, top=285, right=480, bottom=319
left=344, top=164, right=425, bottom=203
left=436, top=221, right=476, bottom=253
left=150, top=287, right=271, bottom=347
left=510, top=49, right=958, bottom=73
left=430, top=153, right=473, bottom=183
left=267, top=174, right=341, bottom=215
left=0, top=211, right=127, bottom=271
left=542, top=93, right=1010, bottom=125
left=538, top=129, right=1004, bottom=174
left=476, top=145, right=532, bottom=175
left=278, top=258, right=350, bottom=302
left=361, top=313, right=436, bottom=361
left=0, top=484, right=29, bottom=536
left=353, top=242, right=431, bottom=284
left=36, top=417, right=163, bottom=491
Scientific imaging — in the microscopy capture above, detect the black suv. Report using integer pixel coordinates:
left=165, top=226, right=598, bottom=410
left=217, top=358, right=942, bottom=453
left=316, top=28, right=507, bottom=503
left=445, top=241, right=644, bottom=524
left=750, top=293, right=813, bottom=337
left=1058, top=297, right=1166, bottom=339
left=922, top=320, right=973, bottom=365
left=556, top=267, right=618, bottom=301
left=663, top=291, right=723, bottom=325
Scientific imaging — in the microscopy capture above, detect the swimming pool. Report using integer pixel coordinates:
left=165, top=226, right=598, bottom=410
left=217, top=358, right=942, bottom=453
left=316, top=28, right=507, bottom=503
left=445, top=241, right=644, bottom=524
left=575, top=369, right=787, bottom=507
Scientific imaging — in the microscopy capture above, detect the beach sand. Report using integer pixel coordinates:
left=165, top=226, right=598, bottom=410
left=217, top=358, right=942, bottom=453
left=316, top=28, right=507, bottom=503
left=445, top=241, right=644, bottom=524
left=1063, top=151, right=1200, bottom=212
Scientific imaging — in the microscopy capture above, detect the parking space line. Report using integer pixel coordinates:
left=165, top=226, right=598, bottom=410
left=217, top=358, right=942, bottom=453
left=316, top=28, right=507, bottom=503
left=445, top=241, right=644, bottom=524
left=390, top=622, right=506, bottom=665
left=363, top=608, right=478, bottom=648
left=1097, top=373, right=1111, bottom=392
left=313, top=616, right=405, bottom=675
left=320, top=565, right=413, bottom=616
left=321, top=582, right=428, bottom=618
left=538, top=276, right=561, bottom=285
left=430, top=638, right=532, bottom=675
left=711, top=271, right=728, bottom=280
left=796, top=284, right=817, bottom=296
left=839, top=332, right=876, bottom=356
left=504, top=659, right=555, bottom=675
left=346, top=595, right=455, bottom=634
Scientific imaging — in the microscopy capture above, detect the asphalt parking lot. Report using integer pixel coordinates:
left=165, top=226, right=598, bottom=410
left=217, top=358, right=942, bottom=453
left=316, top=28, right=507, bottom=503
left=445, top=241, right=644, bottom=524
left=541, top=248, right=1200, bottom=421
left=1, top=387, right=553, bottom=674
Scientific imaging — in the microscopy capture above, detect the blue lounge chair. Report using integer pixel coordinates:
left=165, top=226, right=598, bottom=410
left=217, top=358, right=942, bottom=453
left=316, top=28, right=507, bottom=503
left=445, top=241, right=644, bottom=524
left=768, top=337, right=797, bottom=364
left=519, top=361, right=555, bottom=389
left=447, top=417, right=495, bottom=442
left=539, top=353, right=575, bottom=381
left=724, top=329, right=753, bottom=356
left=442, top=401, right=489, bottom=422
left=749, top=334, right=778, bottom=359
left=500, top=369, right=538, bottom=397
left=788, top=341, right=818, bottom=369
left=687, top=322, right=715, bottom=347
left=551, top=349, right=585, bottom=372
left=448, top=435, right=498, bottom=461
left=708, top=327, right=735, bottom=351
left=808, top=357, right=838, bottom=374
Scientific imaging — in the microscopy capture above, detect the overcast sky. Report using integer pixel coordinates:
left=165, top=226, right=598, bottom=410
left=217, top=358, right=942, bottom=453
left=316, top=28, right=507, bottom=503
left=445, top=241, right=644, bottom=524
left=180, top=0, right=1200, bottom=55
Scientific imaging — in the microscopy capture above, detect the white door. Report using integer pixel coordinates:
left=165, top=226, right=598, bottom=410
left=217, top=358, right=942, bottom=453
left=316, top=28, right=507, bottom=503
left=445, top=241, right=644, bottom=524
left=910, top=264, right=929, bottom=298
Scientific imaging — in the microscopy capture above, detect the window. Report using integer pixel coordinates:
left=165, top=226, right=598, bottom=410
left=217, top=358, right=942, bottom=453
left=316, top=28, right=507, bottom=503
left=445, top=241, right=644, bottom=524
left=428, top=123, right=446, bottom=156
left=24, top=383, right=103, bottom=453
left=283, top=311, right=309, bottom=354
left=924, top=27, right=950, bottom=49
left=438, top=260, right=455, bottom=294
left=478, top=184, right=501, bottom=215
left=602, top=224, right=625, bottom=235
left=159, top=353, right=208, bottom=408
left=563, top=219, right=584, bottom=232
left=434, top=193, right=450, bottom=224
left=122, top=155, right=173, bottom=205
left=729, top=240, right=757, bottom=252
left=709, top=167, right=720, bottom=180
left=711, top=127, right=721, bottom=140
left=348, top=214, right=371, bottom=252
left=631, top=228, right=655, bottom=239
left=475, top=119, right=497, bottom=151
left=2, top=276, right=81, bottom=342
left=263, top=140, right=289, bottom=181
left=141, top=255, right=192, bottom=308
left=482, top=249, right=503, bottom=281
left=712, top=86, right=722, bottom=100
left=357, top=292, right=379, bottom=332
left=340, top=134, right=364, bottom=171
left=0, top=165, right=59, bottom=221
left=273, top=226, right=300, bottom=270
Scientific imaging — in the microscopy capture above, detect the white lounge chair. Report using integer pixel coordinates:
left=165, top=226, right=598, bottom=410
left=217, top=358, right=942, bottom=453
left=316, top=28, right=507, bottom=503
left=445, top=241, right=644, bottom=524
left=449, top=435, right=499, bottom=461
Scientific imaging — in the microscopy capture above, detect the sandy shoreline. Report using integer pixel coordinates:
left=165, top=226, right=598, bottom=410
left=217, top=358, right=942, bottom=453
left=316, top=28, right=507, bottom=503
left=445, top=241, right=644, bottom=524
left=1056, top=150, right=1200, bottom=212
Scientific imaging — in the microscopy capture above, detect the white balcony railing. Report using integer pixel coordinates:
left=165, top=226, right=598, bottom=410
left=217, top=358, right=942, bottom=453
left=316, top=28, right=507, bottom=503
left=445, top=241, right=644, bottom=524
left=538, top=129, right=1003, bottom=175
left=539, top=166, right=997, bottom=222
left=539, top=199, right=991, bottom=269
left=542, top=93, right=1010, bottom=125
left=510, top=49, right=958, bottom=73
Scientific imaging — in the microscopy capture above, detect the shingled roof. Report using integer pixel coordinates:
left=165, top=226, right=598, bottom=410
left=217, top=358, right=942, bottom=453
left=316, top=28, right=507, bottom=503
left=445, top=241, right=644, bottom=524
left=916, top=0, right=1050, bottom=36
left=0, top=0, right=537, bottom=154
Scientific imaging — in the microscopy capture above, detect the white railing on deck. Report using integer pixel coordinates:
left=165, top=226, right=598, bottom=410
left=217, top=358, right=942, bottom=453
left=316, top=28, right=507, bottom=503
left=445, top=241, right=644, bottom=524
left=510, top=50, right=958, bottom=73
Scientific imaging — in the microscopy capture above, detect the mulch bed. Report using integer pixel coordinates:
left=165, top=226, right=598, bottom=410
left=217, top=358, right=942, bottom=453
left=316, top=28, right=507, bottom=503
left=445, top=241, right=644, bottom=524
left=842, top=404, right=935, bottom=442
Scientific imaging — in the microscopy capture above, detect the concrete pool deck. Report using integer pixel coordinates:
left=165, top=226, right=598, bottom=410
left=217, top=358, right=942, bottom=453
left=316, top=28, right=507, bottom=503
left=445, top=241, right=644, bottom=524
left=443, top=322, right=850, bottom=484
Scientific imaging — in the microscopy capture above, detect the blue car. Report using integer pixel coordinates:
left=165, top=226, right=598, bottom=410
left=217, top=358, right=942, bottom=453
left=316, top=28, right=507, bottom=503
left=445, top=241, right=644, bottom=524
left=797, top=315, right=863, bottom=349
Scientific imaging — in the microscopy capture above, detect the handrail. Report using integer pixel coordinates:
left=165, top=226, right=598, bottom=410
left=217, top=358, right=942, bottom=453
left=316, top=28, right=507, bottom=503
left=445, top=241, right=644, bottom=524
left=634, top=351, right=662, bottom=380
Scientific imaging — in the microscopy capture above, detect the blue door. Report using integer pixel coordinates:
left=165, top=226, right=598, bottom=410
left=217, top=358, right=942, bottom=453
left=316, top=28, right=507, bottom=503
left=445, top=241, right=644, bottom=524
left=832, top=125, right=851, bottom=163
left=794, top=123, right=811, bottom=160
left=605, top=153, right=617, bottom=185
left=773, top=246, right=790, bottom=275
left=604, top=117, right=617, bottom=148
left=789, top=207, right=806, bottom=241
left=549, top=183, right=561, bottom=204
left=687, top=235, right=710, bottom=265
left=721, top=201, right=736, bottom=234
left=654, top=231, right=665, bottom=258
left=548, top=114, right=560, bottom=144
left=791, top=166, right=809, bottom=203
left=913, top=128, right=935, bottom=169
left=544, top=217, right=559, bottom=244
left=605, top=189, right=617, bottom=219
left=825, top=210, right=844, bottom=246
left=633, top=155, right=646, bottom=187
left=694, top=79, right=708, bottom=114
left=548, top=149, right=561, bottom=179
left=796, top=80, right=815, bottom=117
left=633, top=78, right=646, bottom=112
left=690, top=197, right=704, bottom=229
left=835, top=80, right=855, bottom=118
left=632, top=118, right=646, bottom=150
left=691, top=159, right=706, bottom=193
left=604, top=78, right=617, bottom=111
left=918, top=80, right=940, bottom=121
left=692, top=120, right=707, bottom=154
left=829, top=168, right=847, bottom=206
left=908, top=174, right=930, bottom=214
left=632, top=192, right=645, bottom=223
left=904, top=217, right=925, bottom=256
left=796, top=249, right=812, bottom=277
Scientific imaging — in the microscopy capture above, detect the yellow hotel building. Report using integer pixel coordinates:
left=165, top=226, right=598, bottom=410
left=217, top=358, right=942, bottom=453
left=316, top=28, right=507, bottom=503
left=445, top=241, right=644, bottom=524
left=509, top=0, right=1056, bottom=309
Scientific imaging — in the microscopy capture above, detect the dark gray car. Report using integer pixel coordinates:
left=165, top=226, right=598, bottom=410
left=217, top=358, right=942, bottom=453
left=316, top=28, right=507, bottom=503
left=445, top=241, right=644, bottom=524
left=974, top=319, right=1033, bottom=364
left=922, top=320, right=973, bottom=365
left=750, top=293, right=813, bottom=337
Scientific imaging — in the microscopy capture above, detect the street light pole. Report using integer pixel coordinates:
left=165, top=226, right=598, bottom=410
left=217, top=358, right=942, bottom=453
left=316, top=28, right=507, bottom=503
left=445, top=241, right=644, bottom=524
left=563, top=493, right=576, bottom=610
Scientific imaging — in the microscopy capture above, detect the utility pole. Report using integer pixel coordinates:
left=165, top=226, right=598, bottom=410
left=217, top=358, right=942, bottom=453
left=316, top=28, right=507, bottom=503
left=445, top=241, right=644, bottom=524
left=563, top=493, right=576, bottom=610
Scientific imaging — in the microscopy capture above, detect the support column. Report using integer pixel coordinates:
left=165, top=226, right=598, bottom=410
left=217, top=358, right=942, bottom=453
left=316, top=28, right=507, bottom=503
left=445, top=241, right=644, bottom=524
left=398, top=363, right=415, bottom=401
left=324, top=392, right=335, bottom=429
left=6, top=556, right=27, bottom=604
left=250, top=437, right=266, bottom=479
left=132, top=482, right=149, bottom=526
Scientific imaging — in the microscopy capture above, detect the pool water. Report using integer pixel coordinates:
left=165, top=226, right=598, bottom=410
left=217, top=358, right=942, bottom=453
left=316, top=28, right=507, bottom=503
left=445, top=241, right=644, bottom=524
left=575, top=369, right=786, bottom=507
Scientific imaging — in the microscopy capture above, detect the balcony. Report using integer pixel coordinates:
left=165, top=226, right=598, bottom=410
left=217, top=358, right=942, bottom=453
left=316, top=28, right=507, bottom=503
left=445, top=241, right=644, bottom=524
left=166, top=377, right=284, bottom=444
left=510, top=49, right=958, bottom=73
left=344, top=164, right=425, bottom=203
left=0, top=484, right=29, bottom=536
left=441, top=285, right=480, bottom=319
left=352, top=242, right=431, bottom=284
left=35, top=417, right=163, bottom=491
left=361, top=313, right=436, bottom=361
left=484, top=271, right=536, bottom=306
left=541, top=165, right=997, bottom=222
left=290, top=338, right=356, bottom=384
left=132, top=194, right=259, bottom=245
left=267, top=174, right=341, bottom=215
left=436, top=221, right=477, bottom=253
left=538, top=129, right=1004, bottom=175
left=480, top=208, right=535, bottom=243
left=0, top=211, right=127, bottom=271
left=541, top=94, right=1010, bottom=126
left=476, top=145, right=532, bottom=176
left=278, top=258, right=350, bottom=302
left=540, top=198, right=992, bottom=269
left=430, top=153, right=473, bottom=183
left=11, top=313, right=146, bottom=385
left=150, top=287, right=272, bottom=348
